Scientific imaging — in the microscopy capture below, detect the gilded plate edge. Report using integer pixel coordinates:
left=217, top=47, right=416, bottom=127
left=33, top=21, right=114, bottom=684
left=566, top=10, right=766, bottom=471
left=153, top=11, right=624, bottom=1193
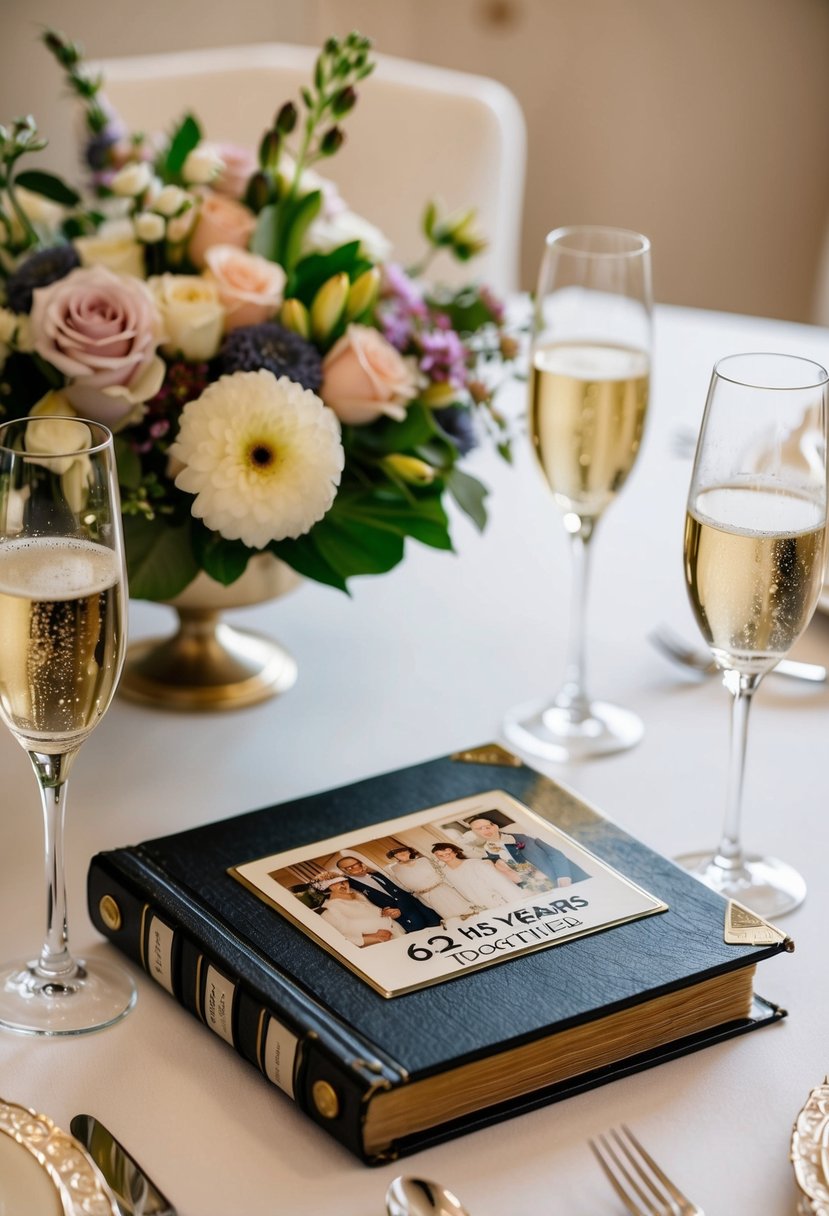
left=0, top=1097, right=118, bottom=1216
left=791, top=1078, right=829, bottom=1215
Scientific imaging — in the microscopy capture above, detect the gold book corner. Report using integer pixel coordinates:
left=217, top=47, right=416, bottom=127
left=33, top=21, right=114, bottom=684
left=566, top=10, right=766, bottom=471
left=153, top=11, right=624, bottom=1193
left=724, top=899, right=793, bottom=950
left=450, top=743, right=523, bottom=768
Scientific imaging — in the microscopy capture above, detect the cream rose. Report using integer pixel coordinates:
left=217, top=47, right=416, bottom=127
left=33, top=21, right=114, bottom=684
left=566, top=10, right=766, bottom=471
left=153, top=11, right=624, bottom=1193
left=321, top=324, right=419, bottom=425
left=305, top=210, right=392, bottom=265
left=75, top=219, right=145, bottom=278
left=30, top=264, right=165, bottom=430
left=149, top=274, right=225, bottom=361
left=203, top=245, right=286, bottom=332
left=188, top=193, right=256, bottom=269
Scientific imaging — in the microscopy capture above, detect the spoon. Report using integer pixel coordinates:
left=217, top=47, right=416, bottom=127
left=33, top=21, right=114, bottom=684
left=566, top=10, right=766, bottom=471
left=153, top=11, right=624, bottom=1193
left=385, top=1175, right=470, bottom=1216
left=648, top=624, right=827, bottom=684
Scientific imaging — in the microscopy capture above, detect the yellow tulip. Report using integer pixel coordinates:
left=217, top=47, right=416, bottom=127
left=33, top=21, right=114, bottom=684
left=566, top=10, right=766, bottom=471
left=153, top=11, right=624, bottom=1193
left=280, top=297, right=311, bottom=339
left=345, top=268, right=380, bottom=320
left=310, top=273, right=349, bottom=342
left=383, top=454, right=436, bottom=485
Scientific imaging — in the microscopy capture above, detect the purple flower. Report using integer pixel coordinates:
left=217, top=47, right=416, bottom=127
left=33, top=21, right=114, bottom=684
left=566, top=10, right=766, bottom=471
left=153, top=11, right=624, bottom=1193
left=382, top=263, right=427, bottom=315
left=6, top=244, right=80, bottom=314
left=216, top=322, right=322, bottom=393
left=377, top=263, right=429, bottom=351
left=434, top=405, right=478, bottom=455
left=479, top=284, right=505, bottom=324
left=418, top=327, right=468, bottom=387
left=84, top=123, right=124, bottom=172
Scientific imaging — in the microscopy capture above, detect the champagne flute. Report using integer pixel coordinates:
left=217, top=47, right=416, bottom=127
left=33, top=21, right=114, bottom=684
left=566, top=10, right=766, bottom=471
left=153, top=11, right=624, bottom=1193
left=504, top=226, right=652, bottom=761
left=0, top=416, right=135, bottom=1034
left=678, top=353, right=829, bottom=917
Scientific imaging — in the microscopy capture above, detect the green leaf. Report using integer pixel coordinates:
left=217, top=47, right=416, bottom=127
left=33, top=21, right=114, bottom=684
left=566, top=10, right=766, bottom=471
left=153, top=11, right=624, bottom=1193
left=192, top=527, right=251, bottom=586
left=281, top=188, right=322, bottom=272
left=347, top=404, right=441, bottom=457
left=271, top=534, right=348, bottom=592
left=14, top=170, right=80, bottom=207
left=251, top=203, right=279, bottom=260
left=287, top=241, right=371, bottom=305
left=113, top=437, right=142, bottom=489
left=334, top=488, right=453, bottom=551
left=314, top=514, right=405, bottom=577
left=446, top=468, right=489, bottom=531
left=163, top=114, right=202, bottom=179
left=122, top=515, right=199, bottom=601
left=425, top=283, right=500, bottom=334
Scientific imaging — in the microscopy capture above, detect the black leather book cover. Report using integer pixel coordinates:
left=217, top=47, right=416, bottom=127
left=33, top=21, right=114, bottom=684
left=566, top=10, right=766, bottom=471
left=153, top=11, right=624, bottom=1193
left=87, top=745, right=790, bottom=1162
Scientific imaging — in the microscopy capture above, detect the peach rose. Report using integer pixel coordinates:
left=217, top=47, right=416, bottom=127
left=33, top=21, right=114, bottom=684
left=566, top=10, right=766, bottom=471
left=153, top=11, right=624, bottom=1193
left=188, top=192, right=256, bottom=269
left=214, top=142, right=257, bottom=200
left=321, top=324, right=419, bottom=425
left=203, top=245, right=286, bottom=332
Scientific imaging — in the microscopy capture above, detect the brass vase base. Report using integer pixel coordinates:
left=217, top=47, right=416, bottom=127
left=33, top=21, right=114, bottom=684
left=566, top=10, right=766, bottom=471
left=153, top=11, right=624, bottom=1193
left=120, top=607, right=298, bottom=711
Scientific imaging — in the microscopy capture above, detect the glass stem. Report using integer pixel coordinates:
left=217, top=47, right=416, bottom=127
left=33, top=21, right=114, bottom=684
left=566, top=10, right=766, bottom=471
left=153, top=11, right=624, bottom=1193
left=28, top=749, right=80, bottom=980
left=715, top=670, right=762, bottom=873
left=556, top=518, right=596, bottom=718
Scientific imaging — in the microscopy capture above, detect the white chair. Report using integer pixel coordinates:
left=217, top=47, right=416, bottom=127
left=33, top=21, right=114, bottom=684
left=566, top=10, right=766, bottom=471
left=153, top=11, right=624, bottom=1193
left=92, top=42, right=526, bottom=294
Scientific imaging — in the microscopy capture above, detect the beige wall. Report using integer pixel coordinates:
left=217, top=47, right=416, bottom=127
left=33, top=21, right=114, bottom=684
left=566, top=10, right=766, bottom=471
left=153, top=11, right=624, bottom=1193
left=4, top=0, right=829, bottom=321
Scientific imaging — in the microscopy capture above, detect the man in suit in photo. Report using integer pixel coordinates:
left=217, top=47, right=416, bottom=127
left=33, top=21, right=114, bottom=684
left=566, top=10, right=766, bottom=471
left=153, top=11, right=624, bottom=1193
left=336, top=855, right=442, bottom=932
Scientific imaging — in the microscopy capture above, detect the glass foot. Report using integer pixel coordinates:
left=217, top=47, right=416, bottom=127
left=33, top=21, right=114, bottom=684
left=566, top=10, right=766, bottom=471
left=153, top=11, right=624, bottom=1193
left=676, top=850, right=806, bottom=919
left=0, top=957, right=136, bottom=1037
left=503, top=697, right=644, bottom=763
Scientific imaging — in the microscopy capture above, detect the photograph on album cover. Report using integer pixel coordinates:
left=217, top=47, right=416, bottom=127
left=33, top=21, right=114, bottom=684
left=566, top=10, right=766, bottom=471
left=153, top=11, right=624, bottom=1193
left=230, top=789, right=667, bottom=997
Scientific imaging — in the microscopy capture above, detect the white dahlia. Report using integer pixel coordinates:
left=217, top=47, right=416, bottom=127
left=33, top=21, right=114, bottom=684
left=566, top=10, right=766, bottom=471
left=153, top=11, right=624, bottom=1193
left=170, top=369, right=344, bottom=548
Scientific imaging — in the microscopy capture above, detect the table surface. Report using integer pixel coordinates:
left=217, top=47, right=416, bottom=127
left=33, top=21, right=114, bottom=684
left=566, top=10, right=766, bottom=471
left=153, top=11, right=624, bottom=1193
left=2, top=302, right=828, bottom=1215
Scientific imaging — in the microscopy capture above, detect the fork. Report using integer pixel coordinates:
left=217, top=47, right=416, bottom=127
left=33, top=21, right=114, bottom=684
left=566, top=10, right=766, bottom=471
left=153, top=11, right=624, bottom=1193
left=590, top=1125, right=704, bottom=1215
left=648, top=623, right=827, bottom=684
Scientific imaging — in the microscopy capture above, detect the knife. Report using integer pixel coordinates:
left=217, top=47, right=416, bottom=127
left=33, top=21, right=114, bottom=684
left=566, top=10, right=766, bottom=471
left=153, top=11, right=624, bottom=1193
left=70, top=1114, right=176, bottom=1216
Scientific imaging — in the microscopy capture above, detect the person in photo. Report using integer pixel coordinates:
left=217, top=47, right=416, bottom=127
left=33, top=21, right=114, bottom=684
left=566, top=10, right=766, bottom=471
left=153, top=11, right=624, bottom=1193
left=465, top=813, right=589, bottom=890
left=311, top=872, right=406, bottom=947
left=385, top=846, right=476, bottom=919
left=430, top=843, right=521, bottom=909
left=336, top=855, right=443, bottom=932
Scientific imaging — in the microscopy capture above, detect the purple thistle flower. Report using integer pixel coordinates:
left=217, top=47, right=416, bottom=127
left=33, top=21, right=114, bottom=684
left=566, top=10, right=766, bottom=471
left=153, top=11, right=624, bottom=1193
left=434, top=404, right=478, bottom=456
left=6, top=244, right=80, bottom=314
left=84, top=121, right=125, bottom=172
left=216, top=323, right=322, bottom=393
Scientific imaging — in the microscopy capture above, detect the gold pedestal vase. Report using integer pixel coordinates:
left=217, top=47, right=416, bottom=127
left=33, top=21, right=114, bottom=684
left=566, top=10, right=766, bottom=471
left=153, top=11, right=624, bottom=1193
left=120, top=555, right=300, bottom=711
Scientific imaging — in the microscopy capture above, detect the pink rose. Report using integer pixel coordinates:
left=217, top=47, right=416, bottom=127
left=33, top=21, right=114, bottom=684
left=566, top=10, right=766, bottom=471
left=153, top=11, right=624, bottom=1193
left=29, top=265, right=165, bottom=429
left=213, top=143, right=257, bottom=200
left=204, top=245, right=286, bottom=331
left=321, top=324, right=419, bottom=425
left=188, top=192, right=256, bottom=269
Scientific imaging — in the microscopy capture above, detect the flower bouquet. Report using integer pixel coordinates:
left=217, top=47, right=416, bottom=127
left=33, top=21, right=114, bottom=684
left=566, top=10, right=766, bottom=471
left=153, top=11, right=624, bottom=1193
left=0, top=30, right=515, bottom=612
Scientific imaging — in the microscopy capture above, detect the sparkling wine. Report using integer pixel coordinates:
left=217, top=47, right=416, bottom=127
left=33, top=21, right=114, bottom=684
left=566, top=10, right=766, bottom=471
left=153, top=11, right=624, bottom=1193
left=530, top=341, right=650, bottom=520
left=684, top=484, right=826, bottom=673
left=0, top=536, right=124, bottom=751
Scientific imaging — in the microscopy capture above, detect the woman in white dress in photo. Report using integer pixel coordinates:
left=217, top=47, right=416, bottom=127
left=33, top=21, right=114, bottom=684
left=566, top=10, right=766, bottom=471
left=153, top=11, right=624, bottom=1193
left=430, top=843, right=521, bottom=910
left=385, top=846, right=475, bottom=919
left=311, top=872, right=406, bottom=948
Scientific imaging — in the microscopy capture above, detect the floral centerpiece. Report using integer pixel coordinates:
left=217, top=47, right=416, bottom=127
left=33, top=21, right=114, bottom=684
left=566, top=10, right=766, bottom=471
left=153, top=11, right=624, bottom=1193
left=0, top=30, right=515, bottom=602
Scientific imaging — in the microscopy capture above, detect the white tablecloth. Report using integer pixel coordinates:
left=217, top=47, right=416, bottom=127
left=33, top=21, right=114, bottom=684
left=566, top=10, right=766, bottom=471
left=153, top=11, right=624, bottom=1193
left=2, top=303, right=827, bottom=1214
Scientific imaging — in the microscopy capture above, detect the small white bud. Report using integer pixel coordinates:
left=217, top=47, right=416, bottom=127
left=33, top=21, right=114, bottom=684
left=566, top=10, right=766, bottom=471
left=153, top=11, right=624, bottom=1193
left=134, top=211, right=166, bottom=243
left=153, top=184, right=189, bottom=217
left=182, top=144, right=223, bottom=186
left=110, top=161, right=154, bottom=198
left=166, top=210, right=197, bottom=244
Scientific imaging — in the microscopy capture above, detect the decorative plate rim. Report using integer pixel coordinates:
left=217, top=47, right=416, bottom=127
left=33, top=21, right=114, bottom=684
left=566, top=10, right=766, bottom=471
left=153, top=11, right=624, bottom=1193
left=791, top=1077, right=829, bottom=1214
left=0, top=1096, right=118, bottom=1216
